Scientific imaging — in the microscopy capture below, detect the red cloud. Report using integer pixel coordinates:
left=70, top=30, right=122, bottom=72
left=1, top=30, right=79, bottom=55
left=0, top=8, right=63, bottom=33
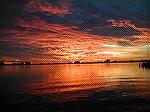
left=39, top=4, right=71, bottom=16
left=107, top=19, right=135, bottom=27
left=25, top=0, right=71, bottom=16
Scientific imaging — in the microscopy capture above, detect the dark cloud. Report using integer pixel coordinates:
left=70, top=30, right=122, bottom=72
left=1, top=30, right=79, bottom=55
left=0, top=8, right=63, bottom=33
left=117, top=41, right=131, bottom=46
left=128, top=37, right=140, bottom=41
left=0, top=41, right=45, bottom=53
left=0, top=40, right=65, bottom=60
left=88, top=26, right=142, bottom=37
left=16, top=26, right=57, bottom=34
left=46, top=0, right=60, bottom=6
left=0, top=0, right=148, bottom=38
left=1, top=0, right=148, bottom=27
left=0, top=32, right=15, bottom=37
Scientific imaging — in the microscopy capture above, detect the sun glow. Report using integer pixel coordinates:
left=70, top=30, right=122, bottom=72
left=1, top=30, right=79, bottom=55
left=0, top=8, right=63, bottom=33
left=97, top=51, right=122, bottom=55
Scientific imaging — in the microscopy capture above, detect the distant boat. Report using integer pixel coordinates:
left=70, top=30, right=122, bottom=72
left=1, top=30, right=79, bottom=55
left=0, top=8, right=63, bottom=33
left=141, top=60, right=150, bottom=68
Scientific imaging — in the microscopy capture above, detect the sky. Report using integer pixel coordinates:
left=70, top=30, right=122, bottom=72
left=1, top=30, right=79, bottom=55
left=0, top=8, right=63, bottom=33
left=0, top=0, right=149, bottom=62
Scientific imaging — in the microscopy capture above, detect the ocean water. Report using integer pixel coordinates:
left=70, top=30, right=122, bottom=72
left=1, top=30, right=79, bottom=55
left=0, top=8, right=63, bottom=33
left=0, top=63, right=150, bottom=111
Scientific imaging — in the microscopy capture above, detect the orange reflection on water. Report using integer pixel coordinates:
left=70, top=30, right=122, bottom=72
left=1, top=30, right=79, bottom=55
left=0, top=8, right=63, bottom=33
left=21, top=63, right=149, bottom=96
left=0, top=63, right=150, bottom=101
left=31, top=64, right=108, bottom=94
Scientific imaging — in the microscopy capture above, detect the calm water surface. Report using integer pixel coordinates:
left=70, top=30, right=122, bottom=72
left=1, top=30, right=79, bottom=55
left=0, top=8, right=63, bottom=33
left=0, top=63, right=150, bottom=103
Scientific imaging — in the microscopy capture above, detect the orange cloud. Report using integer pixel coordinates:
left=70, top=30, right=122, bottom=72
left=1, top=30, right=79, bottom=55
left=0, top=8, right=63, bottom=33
left=39, top=4, right=71, bottom=16
left=1, top=16, right=149, bottom=62
left=107, top=19, right=148, bottom=36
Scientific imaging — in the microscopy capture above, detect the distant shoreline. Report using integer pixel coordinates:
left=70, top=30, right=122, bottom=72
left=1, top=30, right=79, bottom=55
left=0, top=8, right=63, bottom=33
left=0, top=61, right=145, bottom=66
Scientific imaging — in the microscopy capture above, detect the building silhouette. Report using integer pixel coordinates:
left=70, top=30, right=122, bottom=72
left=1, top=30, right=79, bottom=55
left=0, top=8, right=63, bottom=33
left=104, top=59, right=111, bottom=63
left=0, top=61, right=4, bottom=65
left=74, top=61, right=81, bottom=64
left=24, top=61, right=31, bottom=65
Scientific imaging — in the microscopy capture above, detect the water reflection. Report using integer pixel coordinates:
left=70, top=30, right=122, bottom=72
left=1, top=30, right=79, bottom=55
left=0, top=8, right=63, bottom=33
left=0, top=63, right=150, bottom=102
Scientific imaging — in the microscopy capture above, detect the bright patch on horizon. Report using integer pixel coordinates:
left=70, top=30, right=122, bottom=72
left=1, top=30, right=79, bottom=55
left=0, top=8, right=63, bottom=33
left=96, top=52, right=122, bottom=56
left=102, top=44, right=119, bottom=48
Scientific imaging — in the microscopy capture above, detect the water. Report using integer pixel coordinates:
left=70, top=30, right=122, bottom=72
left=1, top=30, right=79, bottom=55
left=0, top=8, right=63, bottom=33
left=0, top=63, right=150, bottom=111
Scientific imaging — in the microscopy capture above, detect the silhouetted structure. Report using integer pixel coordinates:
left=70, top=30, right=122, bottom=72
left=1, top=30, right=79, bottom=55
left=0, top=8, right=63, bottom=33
left=74, top=61, right=80, bottom=64
left=112, top=60, right=118, bottom=63
left=141, top=60, right=150, bottom=68
left=0, top=61, right=4, bottom=65
left=104, top=59, right=111, bottom=63
left=24, top=61, right=31, bottom=65
left=67, top=62, right=72, bottom=64
left=21, top=62, right=25, bottom=65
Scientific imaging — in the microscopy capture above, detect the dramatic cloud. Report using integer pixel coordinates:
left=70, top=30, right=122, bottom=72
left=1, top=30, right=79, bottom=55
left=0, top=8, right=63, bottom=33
left=0, top=0, right=149, bottom=62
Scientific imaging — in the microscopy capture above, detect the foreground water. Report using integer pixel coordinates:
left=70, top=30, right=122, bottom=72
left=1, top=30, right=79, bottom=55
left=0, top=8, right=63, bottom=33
left=0, top=63, right=150, bottom=111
